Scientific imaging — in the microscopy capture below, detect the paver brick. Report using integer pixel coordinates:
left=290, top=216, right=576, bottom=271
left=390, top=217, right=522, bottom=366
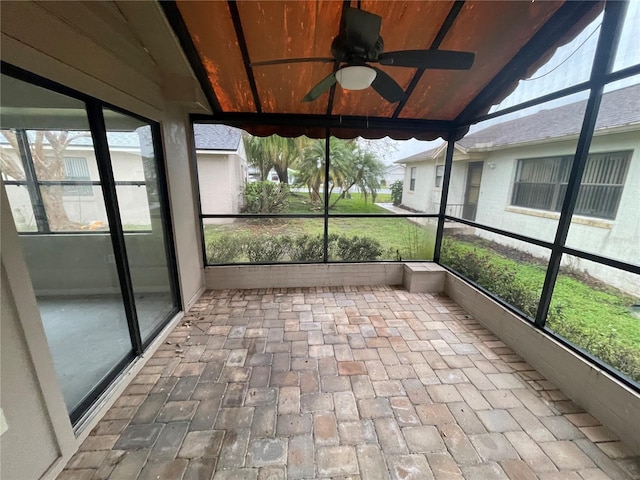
left=338, top=420, right=378, bottom=445
left=247, top=438, right=288, bottom=467
left=57, top=288, right=635, bottom=480
left=375, top=417, right=408, bottom=454
left=316, top=445, right=359, bottom=477
left=356, top=445, right=389, bottom=480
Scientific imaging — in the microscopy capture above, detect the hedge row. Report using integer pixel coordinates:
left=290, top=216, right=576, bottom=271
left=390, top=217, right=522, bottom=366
left=206, top=233, right=384, bottom=264
left=440, top=238, right=640, bottom=381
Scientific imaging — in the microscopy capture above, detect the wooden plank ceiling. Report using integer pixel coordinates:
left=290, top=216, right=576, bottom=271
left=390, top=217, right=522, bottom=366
left=167, top=0, right=602, bottom=140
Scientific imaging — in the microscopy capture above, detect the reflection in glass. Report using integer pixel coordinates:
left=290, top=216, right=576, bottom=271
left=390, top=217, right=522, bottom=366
left=0, top=75, right=133, bottom=415
left=104, top=110, right=178, bottom=342
left=548, top=255, right=640, bottom=382
left=440, top=222, right=550, bottom=320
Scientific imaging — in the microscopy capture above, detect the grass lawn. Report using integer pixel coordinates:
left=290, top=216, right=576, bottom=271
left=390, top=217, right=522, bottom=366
left=442, top=237, right=640, bottom=381
left=203, top=192, right=435, bottom=262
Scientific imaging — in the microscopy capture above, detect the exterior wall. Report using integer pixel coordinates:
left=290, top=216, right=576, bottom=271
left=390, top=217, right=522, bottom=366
left=401, top=158, right=474, bottom=214
left=384, top=165, right=405, bottom=186
left=472, top=131, right=639, bottom=295
left=402, top=162, right=433, bottom=211
left=197, top=147, right=247, bottom=220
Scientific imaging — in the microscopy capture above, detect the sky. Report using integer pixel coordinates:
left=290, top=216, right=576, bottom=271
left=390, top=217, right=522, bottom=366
left=387, top=2, right=640, bottom=164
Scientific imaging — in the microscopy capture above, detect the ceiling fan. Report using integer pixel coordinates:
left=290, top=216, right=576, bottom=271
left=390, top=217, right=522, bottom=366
left=250, top=7, right=475, bottom=103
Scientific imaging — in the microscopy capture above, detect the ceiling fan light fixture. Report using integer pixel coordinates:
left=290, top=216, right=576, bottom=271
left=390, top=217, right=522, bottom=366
left=335, top=65, right=377, bottom=90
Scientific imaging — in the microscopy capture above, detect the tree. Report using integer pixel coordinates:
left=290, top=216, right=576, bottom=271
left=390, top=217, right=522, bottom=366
left=1, top=129, right=89, bottom=230
left=243, top=134, right=272, bottom=181
left=295, top=138, right=385, bottom=208
left=243, top=134, right=307, bottom=184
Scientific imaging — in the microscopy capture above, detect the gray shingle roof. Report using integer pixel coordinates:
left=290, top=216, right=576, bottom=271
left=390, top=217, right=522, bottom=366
left=193, top=124, right=243, bottom=150
left=397, top=84, right=640, bottom=163
left=459, top=83, right=640, bottom=150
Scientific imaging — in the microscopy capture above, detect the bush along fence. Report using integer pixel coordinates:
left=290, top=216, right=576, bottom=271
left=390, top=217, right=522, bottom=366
left=440, top=237, right=640, bottom=382
left=206, top=233, right=386, bottom=264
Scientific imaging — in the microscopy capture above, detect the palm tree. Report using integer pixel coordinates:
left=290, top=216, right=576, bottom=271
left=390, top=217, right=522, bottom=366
left=243, top=134, right=272, bottom=181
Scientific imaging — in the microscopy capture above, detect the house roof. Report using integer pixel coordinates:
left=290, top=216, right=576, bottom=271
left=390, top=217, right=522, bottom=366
left=458, top=83, right=640, bottom=151
left=396, top=83, right=640, bottom=163
left=193, top=124, right=243, bottom=151
left=165, top=1, right=603, bottom=141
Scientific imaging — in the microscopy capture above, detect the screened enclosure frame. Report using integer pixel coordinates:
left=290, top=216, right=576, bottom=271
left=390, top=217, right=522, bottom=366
left=193, top=1, right=639, bottom=391
left=0, top=61, right=183, bottom=424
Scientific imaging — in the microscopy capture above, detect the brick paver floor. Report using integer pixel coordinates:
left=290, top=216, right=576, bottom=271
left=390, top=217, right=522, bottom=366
left=58, top=286, right=640, bottom=479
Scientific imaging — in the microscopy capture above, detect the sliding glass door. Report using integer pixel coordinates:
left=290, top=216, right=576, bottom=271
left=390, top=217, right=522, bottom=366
left=0, top=71, right=179, bottom=423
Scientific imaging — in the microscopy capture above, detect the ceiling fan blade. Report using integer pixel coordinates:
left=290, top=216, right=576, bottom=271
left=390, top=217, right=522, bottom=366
left=302, top=72, right=337, bottom=102
left=378, top=50, right=475, bottom=70
left=344, top=7, right=382, bottom=52
left=251, top=57, right=334, bottom=68
left=370, top=67, right=404, bottom=103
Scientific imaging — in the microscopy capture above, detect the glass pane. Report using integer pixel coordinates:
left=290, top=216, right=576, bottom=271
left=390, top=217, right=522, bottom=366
left=453, top=92, right=589, bottom=242
left=613, top=1, right=640, bottom=72
left=441, top=222, right=550, bottom=320
left=203, top=218, right=325, bottom=264
left=104, top=109, right=178, bottom=343
left=0, top=74, right=134, bottom=416
left=4, top=184, right=37, bottom=232
left=488, top=9, right=602, bottom=114
left=548, top=255, right=640, bottom=382
left=566, top=77, right=640, bottom=265
left=329, top=217, right=437, bottom=262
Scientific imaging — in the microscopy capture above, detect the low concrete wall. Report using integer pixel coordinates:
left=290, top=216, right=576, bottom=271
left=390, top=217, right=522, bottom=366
left=444, top=273, right=640, bottom=454
left=205, top=263, right=406, bottom=290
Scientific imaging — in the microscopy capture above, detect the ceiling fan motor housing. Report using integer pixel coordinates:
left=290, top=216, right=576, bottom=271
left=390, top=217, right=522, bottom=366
left=331, top=35, right=384, bottom=65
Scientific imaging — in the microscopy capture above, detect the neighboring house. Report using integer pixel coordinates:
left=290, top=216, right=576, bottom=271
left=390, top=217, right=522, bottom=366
left=396, top=84, right=640, bottom=295
left=383, top=163, right=405, bottom=186
left=1, top=131, right=153, bottom=231
left=194, top=124, right=248, bottom=221
left=2, top=124, right=249, bottom=230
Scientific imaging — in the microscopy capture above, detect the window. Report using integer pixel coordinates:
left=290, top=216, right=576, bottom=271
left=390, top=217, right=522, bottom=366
left=435, top=165, right=444, bottom=188
left=63, top=157, right=92, bottom=196
left=409, top=167, right=416, bottom=191
left=512, top=151, right=630, bottom=220
left=2, top=129, right=152, bottom=233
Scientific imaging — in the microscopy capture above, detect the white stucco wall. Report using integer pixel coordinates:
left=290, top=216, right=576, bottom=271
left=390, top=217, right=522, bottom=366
left=197, top=146, right=247, bottom=220
left=400, top=157, right=479, bottom=216
left=472, top=131, right=639, bottom=295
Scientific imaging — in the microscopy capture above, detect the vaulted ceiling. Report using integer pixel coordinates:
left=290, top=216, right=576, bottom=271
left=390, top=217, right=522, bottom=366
left=162, top=1, right=603, bottom=140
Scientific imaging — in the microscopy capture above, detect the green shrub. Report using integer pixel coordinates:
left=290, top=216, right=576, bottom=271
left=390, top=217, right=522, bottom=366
left=246, top=236, right=288, bottom=262
left=289, top=234, right=325, bottom=262
left=334, top=235, right=384, bottom=261
left=441, top=237, right=640, bottom=382
left=206, top=234, right=244, bottom=264
left=390, top=180, right=403, bottom=206
left=243, top=181, right=290, bottom=214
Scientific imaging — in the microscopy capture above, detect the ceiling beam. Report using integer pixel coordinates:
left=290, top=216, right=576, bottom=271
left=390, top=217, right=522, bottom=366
left=192, top=111, right=456, bottom=139
left=159, top=1, right=222, bottom=114
left=227, top=0, right=262, bottom=114
left=393, top=1, right=466, bottom=119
